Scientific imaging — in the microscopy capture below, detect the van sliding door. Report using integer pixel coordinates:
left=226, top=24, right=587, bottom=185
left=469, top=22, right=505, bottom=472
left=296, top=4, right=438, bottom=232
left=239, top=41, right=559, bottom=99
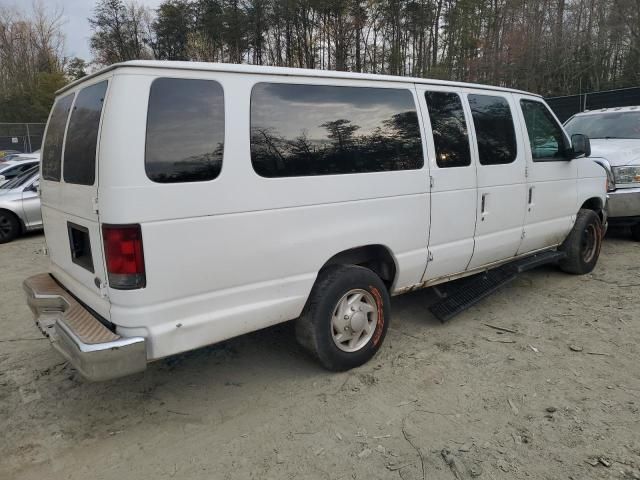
left=464, top=92, right=527, bottom=269
left=416, top=86, right=478, bottom=281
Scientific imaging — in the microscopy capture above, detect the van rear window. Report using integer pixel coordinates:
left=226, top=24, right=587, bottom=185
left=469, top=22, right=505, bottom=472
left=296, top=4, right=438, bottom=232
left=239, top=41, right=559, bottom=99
left=145, top=78, right=225, bottom=183
left=64, top=81, right=108, bottom=185
left=42, top=93, right=74, bottom=181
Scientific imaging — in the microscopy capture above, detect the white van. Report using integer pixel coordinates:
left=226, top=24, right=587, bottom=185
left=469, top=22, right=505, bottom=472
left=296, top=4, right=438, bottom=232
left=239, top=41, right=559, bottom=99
left=24, top=61, right=607, bottom=381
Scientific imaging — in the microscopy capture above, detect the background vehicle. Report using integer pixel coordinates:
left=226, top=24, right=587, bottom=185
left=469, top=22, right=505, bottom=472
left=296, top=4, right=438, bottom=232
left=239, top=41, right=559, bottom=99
left=24, top=61, right=607, bottom=381
left=0, top=149, right=22, bottom=160
left=0, top=158, right=39, bottom=186
left=0, top=165, right=41, bottom=243
left=565, top=106, right=640, bottom=240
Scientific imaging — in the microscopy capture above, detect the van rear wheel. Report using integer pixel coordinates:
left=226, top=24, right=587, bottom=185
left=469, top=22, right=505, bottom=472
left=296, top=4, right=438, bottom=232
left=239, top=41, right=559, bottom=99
left=0, top=210, right=19, bottom=244
left=296, top=265, right=390, bottom=371
left=559, top=209, right=602, bottom=274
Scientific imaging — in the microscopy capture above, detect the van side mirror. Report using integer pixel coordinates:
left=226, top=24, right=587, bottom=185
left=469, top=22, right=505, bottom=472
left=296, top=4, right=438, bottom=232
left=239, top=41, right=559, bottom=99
left=570, top=134, right=591, bottom=158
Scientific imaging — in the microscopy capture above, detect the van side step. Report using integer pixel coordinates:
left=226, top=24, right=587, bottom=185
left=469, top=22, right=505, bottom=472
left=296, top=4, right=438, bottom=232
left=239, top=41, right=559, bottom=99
left=512, top=250, right=566, bottom=273
left=428, top=250, right=566, bottom=322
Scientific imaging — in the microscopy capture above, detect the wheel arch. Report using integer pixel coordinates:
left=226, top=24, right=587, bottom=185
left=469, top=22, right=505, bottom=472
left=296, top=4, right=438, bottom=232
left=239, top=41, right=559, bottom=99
left=580, top=197, right=606, bottom=223
left=319, top=244, right=398, bottom=291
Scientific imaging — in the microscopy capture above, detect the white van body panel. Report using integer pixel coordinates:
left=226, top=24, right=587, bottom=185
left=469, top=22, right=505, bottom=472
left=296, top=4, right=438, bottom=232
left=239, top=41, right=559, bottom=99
left=510, top=93, right=578, bottom=252
left=98, top=69, right=430, bottom=358
left=38, top=61, right=608, bottom=363
left=464, top=90, right=528, bottom=269
left=40, top=73, right=113, bottom=319
left=415, top=84, right=478, bottom=282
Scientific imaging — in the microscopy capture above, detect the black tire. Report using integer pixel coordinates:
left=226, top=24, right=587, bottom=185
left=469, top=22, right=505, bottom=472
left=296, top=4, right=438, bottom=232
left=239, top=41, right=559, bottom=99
left=558, top=209, right=603, bottom=274
left=296, top=265, right=390, bottom=371
left=631, top=224, right=640, bottom=242
left=0, top=210, right=20, bottom=244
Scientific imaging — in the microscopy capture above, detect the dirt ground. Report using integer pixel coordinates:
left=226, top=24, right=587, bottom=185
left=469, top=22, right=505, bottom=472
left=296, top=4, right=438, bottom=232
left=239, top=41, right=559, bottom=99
left=1, top=230, right=639, bottom=480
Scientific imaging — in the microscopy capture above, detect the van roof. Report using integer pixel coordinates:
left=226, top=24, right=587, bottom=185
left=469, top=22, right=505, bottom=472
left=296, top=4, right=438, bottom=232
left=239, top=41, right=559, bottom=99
left=58, top=60, right=541, bottom=97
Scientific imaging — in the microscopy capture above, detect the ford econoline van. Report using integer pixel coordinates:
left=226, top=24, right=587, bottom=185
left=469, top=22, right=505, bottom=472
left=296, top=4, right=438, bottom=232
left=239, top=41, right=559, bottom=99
left=24, top=61, right=607, bottom=381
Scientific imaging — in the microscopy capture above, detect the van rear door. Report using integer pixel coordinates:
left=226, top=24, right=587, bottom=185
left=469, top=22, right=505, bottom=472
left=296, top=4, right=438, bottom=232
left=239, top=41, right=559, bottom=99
left=40, top=79, right=111, bottom=319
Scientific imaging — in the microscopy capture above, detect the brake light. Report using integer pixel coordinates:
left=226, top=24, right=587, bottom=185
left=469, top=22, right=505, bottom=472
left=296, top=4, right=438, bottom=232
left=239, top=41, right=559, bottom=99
left=102, top=224, right=146, bottom=289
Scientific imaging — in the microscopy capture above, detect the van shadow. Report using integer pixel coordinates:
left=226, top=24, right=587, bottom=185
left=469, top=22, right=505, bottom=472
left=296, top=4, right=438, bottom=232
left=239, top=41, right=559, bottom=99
left=33, top=236, right=617, bottom=436
left=31, top=286, right=445, bottom=439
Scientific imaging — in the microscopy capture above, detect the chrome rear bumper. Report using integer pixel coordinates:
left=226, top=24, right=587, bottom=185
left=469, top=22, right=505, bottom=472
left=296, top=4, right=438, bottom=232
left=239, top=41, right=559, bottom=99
left=23, top=273, right=146, bottom=381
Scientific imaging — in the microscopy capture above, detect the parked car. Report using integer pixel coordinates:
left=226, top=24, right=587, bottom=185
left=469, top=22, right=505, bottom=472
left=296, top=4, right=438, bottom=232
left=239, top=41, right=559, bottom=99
left=0, top=165, right=41, bottom=243
left=0, top=149, right=23, bottom=161
left=564, top=106, right=640, bottom=240
left=23, top=61, right=606, bottom=381
left=0, top=158, right=39, bottom=186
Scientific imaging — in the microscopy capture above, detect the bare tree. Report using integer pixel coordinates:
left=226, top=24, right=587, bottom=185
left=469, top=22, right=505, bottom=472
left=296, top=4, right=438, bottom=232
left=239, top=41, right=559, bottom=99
left=0, top=1, right=67, bottom=121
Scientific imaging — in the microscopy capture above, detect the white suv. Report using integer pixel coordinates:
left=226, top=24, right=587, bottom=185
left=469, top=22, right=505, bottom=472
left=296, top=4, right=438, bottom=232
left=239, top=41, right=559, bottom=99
left=565, top=106, right=640, bottom=240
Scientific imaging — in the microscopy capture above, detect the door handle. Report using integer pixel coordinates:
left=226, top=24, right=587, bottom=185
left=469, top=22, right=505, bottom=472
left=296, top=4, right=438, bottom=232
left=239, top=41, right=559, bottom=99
left=481, top=193, right=488, bottom=220
left=528, top=186, right=534, bottom=210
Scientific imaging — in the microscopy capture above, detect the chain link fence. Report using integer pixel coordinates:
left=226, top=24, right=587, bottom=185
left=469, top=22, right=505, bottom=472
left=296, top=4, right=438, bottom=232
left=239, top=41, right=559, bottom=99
left=546, top=87, right=640, bottom=123
left=0, top=123, right=46, bottom=154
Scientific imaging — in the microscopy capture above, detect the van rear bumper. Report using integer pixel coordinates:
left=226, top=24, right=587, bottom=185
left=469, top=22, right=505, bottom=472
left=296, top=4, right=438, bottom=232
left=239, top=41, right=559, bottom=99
left=23, top=273, right=146, bottom=381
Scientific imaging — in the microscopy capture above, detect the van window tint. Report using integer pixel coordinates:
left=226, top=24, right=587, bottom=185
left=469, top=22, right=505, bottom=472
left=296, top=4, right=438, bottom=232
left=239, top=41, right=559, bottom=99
left=64, top=81, right=108, bottom=185
left=520, top=100, right=568, bottom=161
left=42, top=93, right=74, bottom=181
left=250, top=83, right=423, bottom=177
left=425, top=91, right=471, bottom=168
left=145, top=78, right=224, bottom=183
left=468, top=94, right=517, bottom=165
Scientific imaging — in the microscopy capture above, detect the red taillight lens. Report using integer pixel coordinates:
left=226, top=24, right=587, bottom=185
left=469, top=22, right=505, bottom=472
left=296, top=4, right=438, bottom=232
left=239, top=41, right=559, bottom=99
left=102, top=224, right=146, bottom=289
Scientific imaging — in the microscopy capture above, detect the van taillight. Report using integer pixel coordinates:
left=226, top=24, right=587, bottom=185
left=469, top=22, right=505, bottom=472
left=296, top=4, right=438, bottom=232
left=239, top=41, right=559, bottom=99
left=102, top=224, right=146, bottom=289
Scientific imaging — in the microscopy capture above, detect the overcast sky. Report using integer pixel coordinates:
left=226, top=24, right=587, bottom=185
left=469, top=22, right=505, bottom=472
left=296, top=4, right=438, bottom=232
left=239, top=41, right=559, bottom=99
left=0, top=0, right=164, bottom=61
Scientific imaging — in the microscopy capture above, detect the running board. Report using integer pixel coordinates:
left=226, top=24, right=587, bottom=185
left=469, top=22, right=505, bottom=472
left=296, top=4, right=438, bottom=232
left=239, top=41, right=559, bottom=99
left=428, top=250, right=566, bottom=322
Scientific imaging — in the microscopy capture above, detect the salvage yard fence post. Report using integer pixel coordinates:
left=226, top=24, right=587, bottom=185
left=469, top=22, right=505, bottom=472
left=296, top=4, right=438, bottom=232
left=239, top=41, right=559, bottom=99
left=0, top=122, right=46, bottom=153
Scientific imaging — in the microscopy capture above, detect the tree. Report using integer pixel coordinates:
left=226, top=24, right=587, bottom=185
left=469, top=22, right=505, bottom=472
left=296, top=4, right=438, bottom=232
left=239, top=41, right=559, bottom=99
left=66, top=57, right=88, bottom=80
left=321, top=119, right=360, bottom=150
left=89, top=0, right=154, bottom=65
left=90, top=0, right=640, bottom=96
left=0, top=1, right=67, bottom=122
left=153, top=0, right=194, bottom=60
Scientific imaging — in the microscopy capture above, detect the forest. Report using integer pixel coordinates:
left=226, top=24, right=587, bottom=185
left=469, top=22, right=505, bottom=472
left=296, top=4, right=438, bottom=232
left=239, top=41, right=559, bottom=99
left=0, top=0, right=638, bottom=122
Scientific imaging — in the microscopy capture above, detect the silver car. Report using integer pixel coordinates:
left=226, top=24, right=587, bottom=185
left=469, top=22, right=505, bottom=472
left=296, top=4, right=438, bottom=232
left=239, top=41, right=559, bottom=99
left=0, top=165, right=41, bottom=243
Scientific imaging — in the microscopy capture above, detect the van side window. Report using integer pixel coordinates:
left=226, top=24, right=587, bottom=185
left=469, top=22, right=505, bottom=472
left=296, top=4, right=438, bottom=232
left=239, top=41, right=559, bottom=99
left=64, top=81, right=108, bottom=185
left=520, top=100, right=568, bottom=161
left=468, top=94, right=517, bottom=165
left=250, top=83, right=423, bottom=177
left=146, top=78, right=224, bottom=183
left=42, top=93, right=74, bottom=182
left=424, top=91, right=471, bottom=168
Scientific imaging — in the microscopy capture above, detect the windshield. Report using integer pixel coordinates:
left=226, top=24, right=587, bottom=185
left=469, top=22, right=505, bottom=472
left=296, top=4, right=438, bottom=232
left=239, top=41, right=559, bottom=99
left=564, top=111, right=640, bottom=139
left=0, top=166, right=38, bottom=189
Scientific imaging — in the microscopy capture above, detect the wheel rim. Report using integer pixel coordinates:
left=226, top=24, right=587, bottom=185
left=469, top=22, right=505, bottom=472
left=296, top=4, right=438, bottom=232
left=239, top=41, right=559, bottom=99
left=331, top=289, right=378, bottom=353
left=0, top=215, right=12, bottom=240
left=581, top=223, right=598, bottom=263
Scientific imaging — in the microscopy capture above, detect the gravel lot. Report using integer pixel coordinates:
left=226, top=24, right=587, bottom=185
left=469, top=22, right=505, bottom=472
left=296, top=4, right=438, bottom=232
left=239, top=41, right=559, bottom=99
left=1, top=230, right=639, bottom=480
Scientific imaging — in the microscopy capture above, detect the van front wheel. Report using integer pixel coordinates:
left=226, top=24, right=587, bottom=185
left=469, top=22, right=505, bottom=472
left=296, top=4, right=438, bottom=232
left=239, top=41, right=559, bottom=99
left=559, top=209, right=602, bottom=274
left=296, top=265, right=390, bottom=371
